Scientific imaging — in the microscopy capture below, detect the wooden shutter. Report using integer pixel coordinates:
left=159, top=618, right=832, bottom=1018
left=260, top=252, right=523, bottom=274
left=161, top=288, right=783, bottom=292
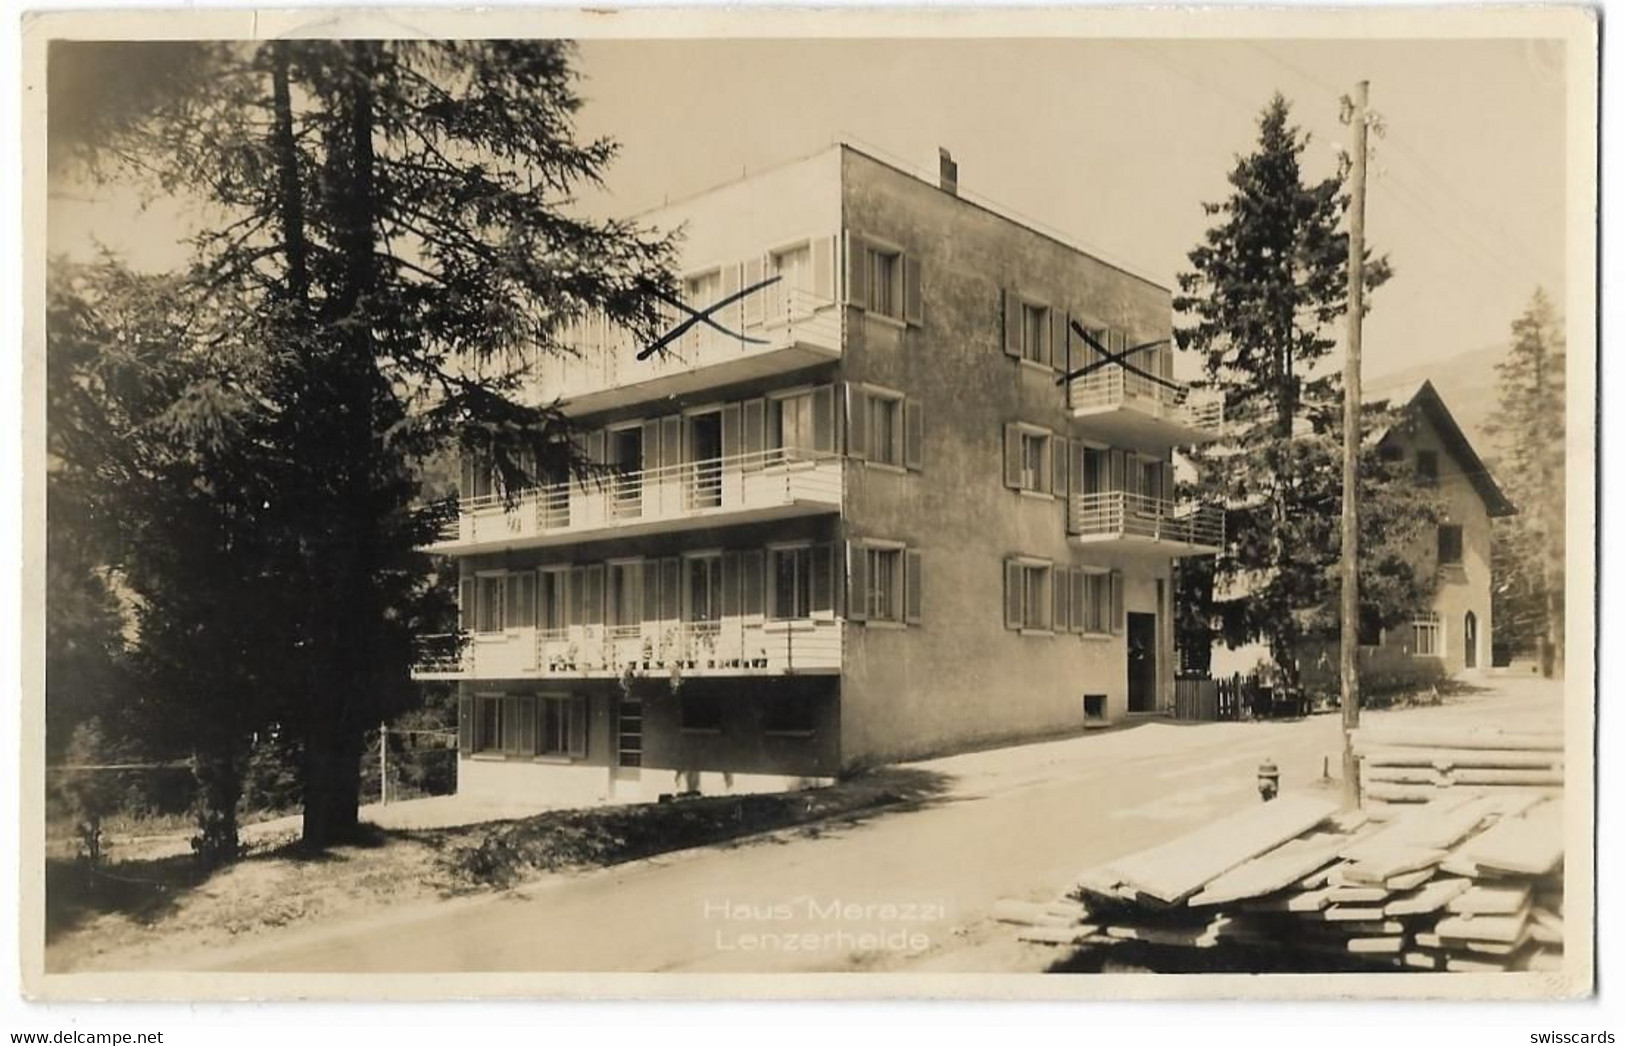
left=812, top=543, right=833, bottom=614
left=1110, top=569, right=1124, bottom=634
left=1046, top=307, right=1064, bottom=371
left=1002, top=288, right=1021, bottom=358
left=1053, top=436, right=1070, bottom=499
left=642, top=559, right=661, bottom=624
left=847, top=543, right=869, bottom=622
left=1004, top=560, right=1023, bottom=631
left=904, top=549, right=922, bottom=625
left=742, top=398, right=765, bottom=466
left=584, top=564, right=604, bottom=626
left=568, top=696, right=589, bottom=758
left=744, top=256, right=765, bottom=328
left=568, top=565, right=585, bottom=627
left=721, top=403, right=742, bottom=464
left=902, top=256, right=923, bottom=326
left=1069, top=568, right=1085, bottom=634
left=904, top=399, right=924, bottom=471
left=458, top=577, right=475, bottom=630
left=1109, top=448, right=1127, bottom=493
left=1003, top=424, right=1021, bottom=489
left=1059, top=311, right=1073, bottom=376
left=1053, top=566, right=1068, bottom=634
left=720, top=263, right=741, bottom=335
left=743, top=550, right=764, bottom=617
left=813, top=235, right=836, bottom=302
left=722, top=552, right=741, bottom=618
left=812, top=384, right=835, bottom=454
left=845, top=233, right=869, bottom=308
left=587, top=429, right=606, bottom=466
left=660, top=557, right=680, bottom=621
left=518, top=697, right=538, bottom=757
left=641, top=419, right=660, bottom=473
left=847, top=384, right=869, bottom=461
left=458, top=695, right=473, bottom=757
left=661, top=416, right=682, bottom=469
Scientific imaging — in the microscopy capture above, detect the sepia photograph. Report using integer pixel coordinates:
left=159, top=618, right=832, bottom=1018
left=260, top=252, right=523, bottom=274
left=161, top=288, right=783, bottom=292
left=19, top=5, right=1598, bottom=1002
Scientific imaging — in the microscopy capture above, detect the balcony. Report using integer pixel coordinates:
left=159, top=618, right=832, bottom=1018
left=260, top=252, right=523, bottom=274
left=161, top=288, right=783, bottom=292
left=1068, top=491, right=1223, bottom=556
left=1068, top=368, right=1223, bottom=448
left=540, top=287, right=842, bottom=415
left=411, top=617, right=844, bottom=681
left=427, top=449, right=842, bottom=555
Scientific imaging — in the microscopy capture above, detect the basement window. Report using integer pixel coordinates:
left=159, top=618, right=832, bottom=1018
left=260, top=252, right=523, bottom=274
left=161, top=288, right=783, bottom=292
left=1084, top=695, right=1107, bottom=722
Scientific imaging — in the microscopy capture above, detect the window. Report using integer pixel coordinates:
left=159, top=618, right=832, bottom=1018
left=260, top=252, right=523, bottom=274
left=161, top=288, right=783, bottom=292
left=473, top=575, right=505, bottom=634
left=1416, top=450, right=1439, bottom=486
left=867, top=248, right=899, bottom=317
left=867, top=393, right=903, bottom=467
left=537, top=696, right=578, bottom=756
left=685, top=269, right=722, bottom=308
left=609, top=426, right=643, bottom=518
left=1004, top=424, right=1053, bottom=494
left=1021, top=303, right=1049, bottom=363
left=763, top=695, right=818, bottom=736
left=503, top=571, right=536, bottom=631
left=684, top=554, right=723, bottom=630
left=1083, top=695, right=1107, bottom=722
left=680, top=691, right=725, bottom=733
left=617, top=699, right=643, bottom=768
left=1005, top=560, right=1053, bottom=632
left=1412, top=613, right=1442, bottom=657
left=769, top=546, right=813, bottom=620
left=538, top=568, right=568, bottom=639
left=1021, top=432, right=1046, bottom=492
left=472, top=694, right=586, bottom=758
left=1437, top=525, right=1464, bottom=567
left=866, top=547, right=903, bottom=622
left=1078, top=572, right=1111, bottom=634
left=606, top=561, right=642, bottom=638
left=769, top=391, right=817, bottom=460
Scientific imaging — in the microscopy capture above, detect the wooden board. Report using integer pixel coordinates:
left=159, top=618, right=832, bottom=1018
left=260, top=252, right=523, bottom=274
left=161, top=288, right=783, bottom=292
left=1447, top=884, right=1532, bottom=916
left=1359, top=747, right=1563, bottom=770
left=1434, top=907, right=1531, bottom=945
left=1465, top=800, right=1563, bottom=875
left=1341, top=846, right=1445, bottom=884
left=1018, top=924, right=1098, bottom=946
left=1352, top=726, right=1563, bottom=751
left=1241, top=886, right=1334, bottom=914
left=1187, top=832, right=1352, bottom=907
left=1384, top=867, right=1434, bottom=892
left=1347, top=936, right=1405, bottom=955
left=1385, top=877, right=1473, bottom=916
left=1095, top=796, right=1340, bottom=904
left=1327, top=885, right=1389, bottom=905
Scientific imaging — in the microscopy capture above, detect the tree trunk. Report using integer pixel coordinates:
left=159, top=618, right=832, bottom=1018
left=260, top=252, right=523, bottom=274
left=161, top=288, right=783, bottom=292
left=269, top=41, right=310, bottom=306
left=192, top=736, right=245, bottom=868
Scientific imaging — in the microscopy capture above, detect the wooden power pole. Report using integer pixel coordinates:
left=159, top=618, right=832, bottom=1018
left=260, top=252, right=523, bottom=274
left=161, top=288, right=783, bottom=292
left=1340, top=80, right=1370, bottom=809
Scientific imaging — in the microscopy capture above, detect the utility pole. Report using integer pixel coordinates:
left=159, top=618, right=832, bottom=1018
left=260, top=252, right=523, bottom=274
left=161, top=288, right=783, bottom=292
left=1340, top=80, right=1370, bottom=809
left=379, top=721, right=388, bottom=806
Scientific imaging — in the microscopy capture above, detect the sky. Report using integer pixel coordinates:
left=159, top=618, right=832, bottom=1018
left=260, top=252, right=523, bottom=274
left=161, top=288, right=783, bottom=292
left=48, top=36, right=1570, bottom=385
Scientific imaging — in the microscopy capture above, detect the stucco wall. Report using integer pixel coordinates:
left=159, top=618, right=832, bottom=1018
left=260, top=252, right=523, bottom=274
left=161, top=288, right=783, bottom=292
left=835, top=147, right=1177, bottom=765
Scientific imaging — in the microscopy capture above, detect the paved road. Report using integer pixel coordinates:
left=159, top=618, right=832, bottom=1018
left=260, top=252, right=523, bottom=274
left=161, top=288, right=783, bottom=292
left=198, top=678, right=1563, bottom=974
left=206, top=712, right=1351, bottom=974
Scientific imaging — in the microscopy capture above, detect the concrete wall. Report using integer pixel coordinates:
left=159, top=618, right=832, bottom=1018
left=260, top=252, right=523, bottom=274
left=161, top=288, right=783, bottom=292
left=834, top=146, right=1176, bottom=765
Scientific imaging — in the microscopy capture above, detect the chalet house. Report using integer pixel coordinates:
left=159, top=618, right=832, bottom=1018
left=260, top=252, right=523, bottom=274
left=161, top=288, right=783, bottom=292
left=415, top=143, right=1225, bottom=805
left=1212, top=380, right=1515, bottom=690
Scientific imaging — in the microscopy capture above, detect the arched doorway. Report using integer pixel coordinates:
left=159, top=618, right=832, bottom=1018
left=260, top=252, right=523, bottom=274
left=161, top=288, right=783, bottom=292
left=1464, top=611, right=1479, bottom=669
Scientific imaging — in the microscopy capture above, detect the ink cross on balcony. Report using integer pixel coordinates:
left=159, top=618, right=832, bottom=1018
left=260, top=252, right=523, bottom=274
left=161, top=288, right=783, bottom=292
left=1055, top=321, right=1179, bottom=393
left=640, top=275, right=783, bottom=360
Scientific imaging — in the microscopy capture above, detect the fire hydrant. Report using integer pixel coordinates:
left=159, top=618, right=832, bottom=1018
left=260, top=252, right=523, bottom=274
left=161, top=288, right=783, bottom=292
left=1257, top=759, right=1280, bottom=802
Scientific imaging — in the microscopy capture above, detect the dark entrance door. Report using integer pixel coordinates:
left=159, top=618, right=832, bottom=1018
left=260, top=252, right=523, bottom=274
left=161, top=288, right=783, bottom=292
left=1127, top=612, right=1158, bottom=713
left=1464, top=611, right=1478, bottom=669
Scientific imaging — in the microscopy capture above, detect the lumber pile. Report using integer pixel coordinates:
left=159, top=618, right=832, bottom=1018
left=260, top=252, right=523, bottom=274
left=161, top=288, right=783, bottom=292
left=998, top=792, right=1564, bottom=973
left=1352, top=724, right=1563, bottom=816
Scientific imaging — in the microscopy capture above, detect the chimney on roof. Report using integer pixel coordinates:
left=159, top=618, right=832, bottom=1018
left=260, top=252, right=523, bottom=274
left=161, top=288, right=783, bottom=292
left=938, top=148, right=958, bottom=196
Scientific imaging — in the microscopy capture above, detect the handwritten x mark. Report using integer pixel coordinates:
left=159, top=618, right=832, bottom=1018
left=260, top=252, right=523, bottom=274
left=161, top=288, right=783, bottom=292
left=1054, top=321, right=1181, bottom=394
left=639, top=275, right=784, bottom=360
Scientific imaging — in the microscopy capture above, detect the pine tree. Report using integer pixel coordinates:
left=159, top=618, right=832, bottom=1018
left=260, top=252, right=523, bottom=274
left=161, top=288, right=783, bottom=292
left=49, top=40, right=676, bottom=847
left=1172, top=94, right=1435, bottom=689
left=1485, top=288, right=1565, bottom=676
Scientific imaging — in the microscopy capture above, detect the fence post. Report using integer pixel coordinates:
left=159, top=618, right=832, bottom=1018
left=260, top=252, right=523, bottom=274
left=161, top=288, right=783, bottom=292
left=379, top=721, right=388, bottom=806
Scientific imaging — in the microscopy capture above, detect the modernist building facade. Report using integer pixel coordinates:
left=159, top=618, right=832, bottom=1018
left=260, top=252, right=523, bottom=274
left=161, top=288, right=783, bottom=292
left=416, top=144, right=1224, bottom=805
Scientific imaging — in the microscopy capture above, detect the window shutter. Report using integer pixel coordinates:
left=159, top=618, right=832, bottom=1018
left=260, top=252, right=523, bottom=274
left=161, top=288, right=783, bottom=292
left=847, top=384, right=869, bottom=461
left=744, top=256, right=765, bottom=328
left=743, top=398, right=765, bottom=465
left=904, top=399, right=924, bottom=471
left=812, top=384, right=835, bottom=454
left=813, top=235, right=836, bottom=302
left=504, top=574, right=521, bottom=628
left=1002, top=288, right=1021, bottom=358
left=1053, top=436, right=1070, bottom=500
left=641, top=419, right=660, bottom=474
left=743, top=550, right=764, bottom=617
left=518, top=697, right=538, bottom=757
left=585, top=564, right=605, bottom=626
left=1053, top=566, right=1068, bottom=634
left=847, top=542, right=869, bottom=622
left=642, top=559, right=661, bottom=624
left=845, top=233, right=869, bottom=308
left=460, top=455, right=475, bottom=499
left=568, top=565, right=585, bottom=627
left=1109, top=448, right=1127, bottom=492
left=1003, top=424, right=1021, bottom=489
left=1110, top=569, right=1124, bottom=634
left=660, top=557, right=680, bottom=621
left=904, top=549, right=922, bottom=625
left=902, top=255, right=923, bottom=326
left=720, top=263, right=742, bottom=335
left=1004, top=560, right=1023, bottom=631
left=458, top=577, right=475, bottom=630
left=588, top=429, right=606, bottom=466
left=661, top=417, right=682, bottom=469
left=1070, top=568, right=1085, bottom=634
left=458, top=695, right=473, bottom=757
left=1059, top=311, right=1073, bottom=376
left=721, top=403, right=742, bottom=464
left=568, top=696, right=589, bottom=758
left=722, top=552, right=741, bottom=619
left=812, top=543, right=833, bottom=614
left=1047, top=307, right=1065, bottom=371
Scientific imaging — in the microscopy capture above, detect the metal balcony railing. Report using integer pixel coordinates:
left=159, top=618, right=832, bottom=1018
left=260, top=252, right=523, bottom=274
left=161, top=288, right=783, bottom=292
left=1068, top=367, right=1224, bottom=434
left=1069, top=490, right=1224, bottom=549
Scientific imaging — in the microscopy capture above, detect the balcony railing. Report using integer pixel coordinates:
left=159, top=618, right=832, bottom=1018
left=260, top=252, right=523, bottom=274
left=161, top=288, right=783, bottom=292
left=411, top=617, right=843, bottom=681
left=1069, top=490, right=1224, bottom=551
left=540, top=287, right=841, bottom=407
left=1068, top=367, right=1223, bottom=439
left=433, top=448, right=842, bottom=551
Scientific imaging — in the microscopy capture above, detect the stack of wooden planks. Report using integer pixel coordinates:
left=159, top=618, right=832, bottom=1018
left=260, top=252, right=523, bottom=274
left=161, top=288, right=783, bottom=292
left=1351, top=724, right=1563, bottom=816
left=998, top=791, right=1564, bottom=973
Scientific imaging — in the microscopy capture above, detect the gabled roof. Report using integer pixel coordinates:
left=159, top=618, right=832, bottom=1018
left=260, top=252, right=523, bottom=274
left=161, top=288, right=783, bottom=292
left=1366, top=379, right=1517, bottom=518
